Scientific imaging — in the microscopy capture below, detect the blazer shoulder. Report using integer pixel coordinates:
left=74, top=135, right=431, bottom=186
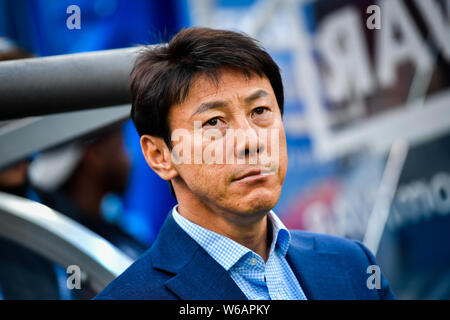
left=289, top=229, right=379, bottom=265
left=289, top=229, right=396, bottom=300
left=289, top=229, right=362, bottom=252
left=94, top=249, right=177, bottom=300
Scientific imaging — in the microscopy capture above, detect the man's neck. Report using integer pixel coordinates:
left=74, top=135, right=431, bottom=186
left=176, top=199, right=272, bottom=262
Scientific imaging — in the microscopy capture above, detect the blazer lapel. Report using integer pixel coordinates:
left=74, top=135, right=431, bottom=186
left=164, top=246, right=248, bottom=300
left=150, top=213, right=247, bottom=300
left=286, top=235, right=357, bottom=300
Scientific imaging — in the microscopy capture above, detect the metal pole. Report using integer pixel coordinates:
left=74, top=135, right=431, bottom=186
left=0, top=47, right=143, bottom=120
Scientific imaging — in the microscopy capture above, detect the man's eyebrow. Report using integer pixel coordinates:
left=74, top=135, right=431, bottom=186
left=191, top=89, right=270, bottom=117
left=244, top=89, right=269, bottom=104
left=192, top=100, right=228, bottom=117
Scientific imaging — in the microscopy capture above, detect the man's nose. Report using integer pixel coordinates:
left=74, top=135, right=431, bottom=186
left=233, top=120, right=265, bottom=162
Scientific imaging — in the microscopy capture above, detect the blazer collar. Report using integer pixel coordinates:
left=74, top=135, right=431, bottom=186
left=150, top=212, right=247, bottom=300
left=150, top=212, right=356, bottom=300
left=286, top=234, right=357, bottom=299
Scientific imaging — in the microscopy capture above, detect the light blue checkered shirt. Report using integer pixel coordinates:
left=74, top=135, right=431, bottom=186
left=172, top=206, right=307, bottom=300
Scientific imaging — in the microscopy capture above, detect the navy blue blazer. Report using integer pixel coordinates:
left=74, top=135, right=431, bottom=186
left=95, top=212, right=395, bottom=300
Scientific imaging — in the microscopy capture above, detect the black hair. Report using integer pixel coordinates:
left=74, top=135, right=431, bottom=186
left=130, top=27, right=284, bottom=147
left=130, top=27, right=284, bottom=198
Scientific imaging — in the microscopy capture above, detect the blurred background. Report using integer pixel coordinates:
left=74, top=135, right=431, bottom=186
left=0, top=0, right=449, bottom=299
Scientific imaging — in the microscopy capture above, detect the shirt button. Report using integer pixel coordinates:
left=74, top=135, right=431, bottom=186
left=249, top=257, right=258, bottom=266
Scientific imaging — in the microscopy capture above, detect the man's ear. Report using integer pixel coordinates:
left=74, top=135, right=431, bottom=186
left=140, top=135, right=178, bottom=181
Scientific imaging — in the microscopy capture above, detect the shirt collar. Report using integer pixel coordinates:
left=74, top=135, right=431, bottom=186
left=172, top=205, right=291, bottom=271
left=268, top=209, right=291, bottom=257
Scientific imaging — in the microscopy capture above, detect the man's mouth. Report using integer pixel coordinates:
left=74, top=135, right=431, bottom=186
left=232, top=168, right=275, bottom=182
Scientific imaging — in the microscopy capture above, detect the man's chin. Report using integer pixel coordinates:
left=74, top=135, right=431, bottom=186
left=231, top=190, right=279, bottom=215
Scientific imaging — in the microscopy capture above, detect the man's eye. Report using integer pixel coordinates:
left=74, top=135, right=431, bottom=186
left=253, top=107, right=267, bottom=115
left=204, top=117, right=220, bottom=127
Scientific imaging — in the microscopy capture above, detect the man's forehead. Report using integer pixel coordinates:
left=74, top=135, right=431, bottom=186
left=187, top=69, right=273, bottom=103
left=167, top=69, right=275, bottom=123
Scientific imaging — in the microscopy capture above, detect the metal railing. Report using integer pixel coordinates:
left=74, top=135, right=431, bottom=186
left=0, top=47, right=148, bottom=294
left=0, top=191, right=133, bottom=293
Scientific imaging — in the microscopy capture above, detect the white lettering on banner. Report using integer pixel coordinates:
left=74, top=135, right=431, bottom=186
left=414, top=0, right=450, bottom=61
left=317, top=0, right=445, bottom=102
left=317, top=7, right=374, bottom=103
left=389, top=171, right=450, bottom=230
left=376, top=0, right=433, bottom=88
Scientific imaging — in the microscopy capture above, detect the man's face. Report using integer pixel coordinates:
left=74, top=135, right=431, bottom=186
left=167, top=68, right=288, bottom=216
left=89, top=129, right=130, bottom=194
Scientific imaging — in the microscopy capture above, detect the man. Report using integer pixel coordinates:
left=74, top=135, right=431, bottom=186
left=29, top=126, right=148, bottom=261
left=95, top=27, right=395, bottom=300
left=0, top=42, right=63, bottom=300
